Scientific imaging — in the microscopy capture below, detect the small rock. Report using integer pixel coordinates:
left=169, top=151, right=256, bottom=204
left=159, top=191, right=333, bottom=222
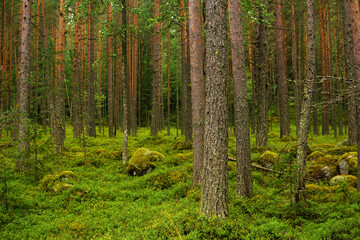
left=338, top=159, right=349, bottom=175
left=330, top=175, right=358, bottom=187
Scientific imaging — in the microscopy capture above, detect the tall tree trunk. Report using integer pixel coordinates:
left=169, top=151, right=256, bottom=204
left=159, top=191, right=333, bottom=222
left=189, top=0, right=205, bottom=186
left=343, top=0, right=356, bottom=144
left=336, top=1, right=343, bottom=136
left=292, top=0, right=300, bottom=137
left=86, top=0, right=96, bottom=137
left=200, top=0, right=229, bottom=219
left=319, top=0, right=329, bottom=135
left=107, top=3, right=114, bottom=137
left=34, top=0, right=40, bottom=121
left=167, top=4, right=171, bottom=136
left=255, top=2, right=268, bottom=147
left=348, top=0, right=360, bottom=191
left=274, top=0, right=290, bottom=138
left=229, top=0, right=253, bottom=197
left=151, top=0, right=160, bottom=135
left=249, top=27, right=256, bottom=135
left=41, top=0, right=48, bottom=130
left=18, top=0, right=32, bottom=166
left=97, top=15, right=102, bottom=133
left=131, top=0, right=138, bottom=135
left=122, top=0, right=128, bottom=163
left=295, top=0, right=316, bottom=203
left=72, top=1, right=82, bottom=138
left=55, top=0, right=66, bottom=153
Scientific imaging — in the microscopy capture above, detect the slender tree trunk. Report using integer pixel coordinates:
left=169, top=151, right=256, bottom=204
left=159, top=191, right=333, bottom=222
left=255, top=2, right=268, bottom=147
left=97, top=15, right=102, bottom=133
left=274, top=0, right=290, bottom=138
left=122, top=0, right=128, bottom=163
left=107, top=3, right=114, bottom=138
left=336, top=1, right=343, bottom=136
left=55, top=0, right=66, bottom=153
left=200, top=0, right=229, bottom=219
left=229, top=0, right=253, bottom=197
left=86, top=0, right=96, bottom=137
left=295, top=0, right=316, bottom=203
left=167, top=4, right=171, bottom=136
left=249, top=28, right=256, bottom=135
left=189, top=0, right=205, bottom=186
left=151, top=0, right=160, bottom=135
left=18, top=0, right=32, bottom=166
left=292, top=0, right=300, bottom=137
left=41, top=0, right=47, bottom=130
left=131, top=0, right=138, bottom=135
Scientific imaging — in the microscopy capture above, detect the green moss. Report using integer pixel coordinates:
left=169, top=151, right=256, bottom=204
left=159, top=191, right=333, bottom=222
left=326, top=146, right=357, bottom=156
left=147, top=170, right=187, bottom=190
left=259, top=151, right=279, bottom=166
left=307, top=151, right=325, bottom=162
left=330, top=175, right=358, bottom=188
left=176, top=153, right=188, bottom=162
left=228, top=162, right=236, bottom=171
left=70, top=146, right=82, bottom=153
left=93, top=149, right=106, bottom=155
left=337, top=152, right=358, bottom=174
left=306, top=164, right=330, bottom=180
left=306, top=184, right=330, bottom=192
left=125, top=148, right=164, bottom=176
left=288, top=144, right=312, bottom=158
left=171, top=139, right=193, bottom=151
left=39, top=171, right=77, bottom=192
left=316, top=155, right=338, bottom=167
left=268, top=132, right=280, bottom=138
left=314, top=143, right=335, bottom=151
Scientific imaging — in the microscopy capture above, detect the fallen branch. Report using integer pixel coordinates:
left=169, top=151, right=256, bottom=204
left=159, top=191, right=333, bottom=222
left=228, top=157, right=284, bottom=175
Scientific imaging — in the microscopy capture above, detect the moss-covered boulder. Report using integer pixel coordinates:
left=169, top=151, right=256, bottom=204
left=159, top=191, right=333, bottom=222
left=259, top=151, right=279, bottom=168
left=330, top=175, right=358, bottom=188
left=288, top=144, right=312, bottom=158
left=306, top=164, right=331, bottom=180
left=307, top=151, right=325, bottom=162
left=125, top=148, right=164, bottom=176
left=93, top=149, right=105, bottom=155
left=147, top=170, right=187, bottom=189
left=337, top=152, right=358, bottom=175
left=171, top=139, right=193, bottom=151
left=268, top=131, right=280, bottom=138
left=314, top=143, right=335, bottom=151
left=70, top=146, right=82, bottom=153
left=39, top=171, right=77, bottom=192
left=326, top=146, right=357, bottom=156
left=176, top=153, right=189, bottom=162
left=306, top=184, right=330, bottom=192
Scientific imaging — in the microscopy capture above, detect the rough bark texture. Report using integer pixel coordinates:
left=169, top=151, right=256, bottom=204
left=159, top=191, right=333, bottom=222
left=295, top=0, right=316, bottom=203
left=72, top=1, right=82, bottom=138
left=151, top=0, right=160, bottom=135
left=274, top=0, right=290, bottom=138
left=97, top=15, right=102, bottom=133
left=107, top=3, right=114, bottom=138
left=229, top=0, right=253, bottom=198
left=200, top=0, right=229, bottom=219
left=348, top=0, right=360, bottom=191
left=255, top=2, right=268, bottom=147
left=131, top=0, right=138, bottom=135
left=189, top=0, right=205, bottom=186
left=343, top=0, right=356, bottom=144
left=86, top=0, right=96, bottom=137
left=55, top=0, right=66, bottom=153
left=18, top=0, right=32, bottom=164
left=122, top=0, right=128, bottom=163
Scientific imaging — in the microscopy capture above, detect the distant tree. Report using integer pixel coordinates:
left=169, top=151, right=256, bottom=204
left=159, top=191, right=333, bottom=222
left=295, top=0, right=316, bottom=203
left=200, top=0, right=229, bottom=218
left=229, top=0, right=253, bottom=197
left=107, top=2, right=114, bottom=138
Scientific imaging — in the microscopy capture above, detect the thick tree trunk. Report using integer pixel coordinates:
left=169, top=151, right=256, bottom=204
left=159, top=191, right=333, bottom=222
left=343, top=0, right=356, bottom=144
left=122, top=0, right=128, bottom=163
left=229, top=0, right=253, bottom=198
left=86, top=0, right=96, bottom=137
left=274, top=0, right=290, bottom=138
left=295, top=0, right=316, bottom=203
left=18, top=0, right=32, bottom=166
left=131, top=0, right=138, bottom=136
left=107, top=3, right=114, bottom=138
left=55, top=0, right=66, bottom=153
left=200, top=0, right=229, bottom=219
left=189, top=0, right=205, bottom=186
left=41, top=0, right=47, bottom=130
left=97, top=15, right=102, bottom=133
left=348, top=0, right=360, bottom=191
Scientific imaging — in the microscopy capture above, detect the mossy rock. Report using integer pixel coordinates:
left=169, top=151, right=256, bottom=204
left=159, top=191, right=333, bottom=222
left=251, top=146, right=271, bottom=154
left=171, top=139, right=193, bottom=151
left=306, top=184, right=330, bottom=192
left=259, top=151, right=279, bottom=167
left=326, top=146, right=357, bottom=156
left=314, top=143, right=335, bottom=151
left=105, top=150, right=122, bottom=160
left=330, top=175, right=358, bottom=188
left=268, top=131, right=280, bottom=138
left=316, top=155, right=338, bottom=167
left=147, top=170, right=187, bottom=190
left=176, top=153, right=189, bottom=162
left=288, top=144, right=312, bottom=158
left=75, top=152, right=85, bottom=158
left=337, top=152, right=358, bottom=174
left=39, top=171, right=77, bottom=192
left=93, top=149, right=106, bottom=155
left=307, top=151, right=325, bottom=162
left=125, top=148, right=164, bottom=176
left=228, top=162, right=236, bottom=171
left=70, top=146, right=82, bottom=153
left=306, top=164, right=331, bottom=180
left=280, top=136, right=296, bottom=142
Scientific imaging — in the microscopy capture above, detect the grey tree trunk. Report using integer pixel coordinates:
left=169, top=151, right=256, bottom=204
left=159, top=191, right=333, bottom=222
left=200, top=0, right=229, bottom=219
left=295, top=0, right=316, bottom=203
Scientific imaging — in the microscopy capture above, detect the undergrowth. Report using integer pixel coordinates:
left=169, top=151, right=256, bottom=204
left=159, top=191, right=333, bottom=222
left=0, top=125, right=359, bottom=239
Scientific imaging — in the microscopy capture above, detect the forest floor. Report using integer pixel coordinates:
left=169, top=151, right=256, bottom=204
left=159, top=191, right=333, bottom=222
left=1, top=123, right=360, bottom=239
